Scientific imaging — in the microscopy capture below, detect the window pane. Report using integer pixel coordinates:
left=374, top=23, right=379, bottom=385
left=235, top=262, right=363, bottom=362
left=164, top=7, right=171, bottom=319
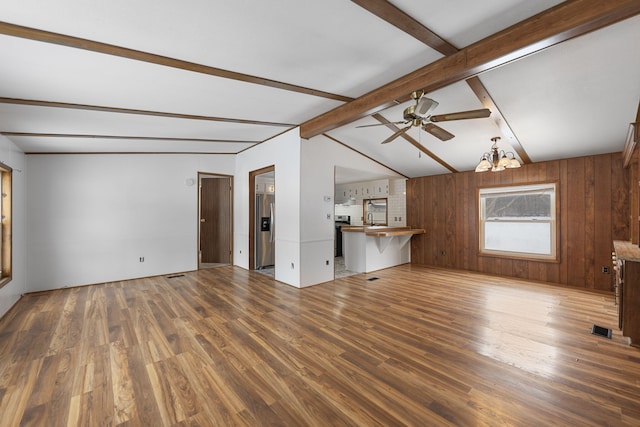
left=485, top=194, right=551, bottom=219
left=484, top=222, right=552, bottom=254
left=479, top=183, right=556, bottom=260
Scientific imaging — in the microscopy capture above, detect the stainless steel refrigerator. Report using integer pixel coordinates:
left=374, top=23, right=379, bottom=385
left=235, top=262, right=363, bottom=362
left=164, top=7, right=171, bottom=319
left=255, top=193, right=275, bottom=269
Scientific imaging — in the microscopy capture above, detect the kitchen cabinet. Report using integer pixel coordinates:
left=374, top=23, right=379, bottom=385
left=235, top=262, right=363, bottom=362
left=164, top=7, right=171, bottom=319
left=335, top=179, right=390, bottom=203
left=613, top=240, right=640, bottom=347
left=255, top=178, right=275, bottom=194
left=373, top=179, right=389, bottom=196
left=363, top=182, right=375, bottom=197
left=335, top=184, right=348, bottom=204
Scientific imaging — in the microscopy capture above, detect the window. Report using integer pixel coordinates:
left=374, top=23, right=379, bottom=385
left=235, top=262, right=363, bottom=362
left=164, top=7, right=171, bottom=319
left=0, top=162, right=11, bottom=287
left=478, top=182, right=557, bottom=261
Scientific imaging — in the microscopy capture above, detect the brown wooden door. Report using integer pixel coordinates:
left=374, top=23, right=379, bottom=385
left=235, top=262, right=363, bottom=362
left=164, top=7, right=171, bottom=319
left=200, top=177, right=231, bottom=264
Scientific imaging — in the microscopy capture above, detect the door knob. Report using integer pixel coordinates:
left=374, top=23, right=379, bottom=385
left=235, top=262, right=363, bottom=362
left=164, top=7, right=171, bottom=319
left=200, top=218, right=206, bottom=223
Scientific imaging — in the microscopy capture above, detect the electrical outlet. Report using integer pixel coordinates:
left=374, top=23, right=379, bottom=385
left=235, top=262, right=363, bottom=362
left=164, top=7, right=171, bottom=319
left=291, top=262, right=294, bottom=269
left=139, top=257, right=145, bottom=262
left=602, top=266, right=609, bottom=274
left=325, top=260, right=329, bottom=266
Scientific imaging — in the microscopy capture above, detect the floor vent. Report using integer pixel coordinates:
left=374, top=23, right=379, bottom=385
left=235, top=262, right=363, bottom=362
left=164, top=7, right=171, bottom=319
left=167, top=274, right=185, bottom=279
left=591, top=324, right=612, bottom=339
left=367, top=277, right=379, bottom=281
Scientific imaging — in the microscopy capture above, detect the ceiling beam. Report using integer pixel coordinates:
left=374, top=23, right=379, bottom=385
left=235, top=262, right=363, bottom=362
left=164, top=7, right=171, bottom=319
left=301, top=0, right=640, bottom=139
left=371, top=114, right=457, bottom=173
left=0, top=21, right=353, bottom=104
left=353, top=0, right=530, bottom=165
left=0, top=97, right=294, bottom=128
left=465, top=77, right=531, bottom=164
left=0, top=132, right=258, bottom=144
left=351, top=0, right=458, bottom=56
left=25, top=151, right=237, bottom=155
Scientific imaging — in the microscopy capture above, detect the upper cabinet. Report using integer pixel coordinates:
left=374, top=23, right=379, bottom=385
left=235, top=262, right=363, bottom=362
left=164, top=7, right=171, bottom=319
left=373, top=179, right=389, bottom=196
left=336, top=179, right=389, bottom=203
left=256, top=177, right=275, bottom=194
left=335, top=184, right=348, bottom=204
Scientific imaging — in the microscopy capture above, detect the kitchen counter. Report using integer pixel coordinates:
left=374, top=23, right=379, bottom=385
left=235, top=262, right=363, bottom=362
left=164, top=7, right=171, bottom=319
left=342, top=225, right=425, bottom=237
left=613, top=240, right=640, bottom=262
left=340, top=226, right=425, bottom=273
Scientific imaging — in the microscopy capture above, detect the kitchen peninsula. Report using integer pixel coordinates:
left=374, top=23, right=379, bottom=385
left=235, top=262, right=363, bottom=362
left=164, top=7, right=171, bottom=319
left=341, top=226, right=424, bottom=273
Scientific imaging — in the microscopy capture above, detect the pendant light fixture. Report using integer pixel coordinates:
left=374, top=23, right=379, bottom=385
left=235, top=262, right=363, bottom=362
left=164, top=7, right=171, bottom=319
left=475, top=136, right=521, bottom=172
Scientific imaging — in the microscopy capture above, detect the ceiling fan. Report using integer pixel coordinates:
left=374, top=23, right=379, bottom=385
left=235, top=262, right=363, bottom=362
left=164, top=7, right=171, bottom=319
left=357, top=90, right=491, bottom=144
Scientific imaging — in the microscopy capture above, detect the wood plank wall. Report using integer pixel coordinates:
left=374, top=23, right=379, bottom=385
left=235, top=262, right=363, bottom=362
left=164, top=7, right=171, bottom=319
left=407, top=152, right=629, bottom=292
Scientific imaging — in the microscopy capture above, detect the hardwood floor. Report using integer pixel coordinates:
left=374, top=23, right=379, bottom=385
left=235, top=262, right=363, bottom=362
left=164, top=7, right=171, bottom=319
left=1, top=265, right=640, bottom=426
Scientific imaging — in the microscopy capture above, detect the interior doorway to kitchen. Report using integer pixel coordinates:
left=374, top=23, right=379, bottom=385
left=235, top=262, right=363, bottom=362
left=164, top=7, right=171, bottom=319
left=334, top=167, right=360, bottom=280
left=198, top=173, right=233, bottom=269
left=249, top=166, right=275, bottom=277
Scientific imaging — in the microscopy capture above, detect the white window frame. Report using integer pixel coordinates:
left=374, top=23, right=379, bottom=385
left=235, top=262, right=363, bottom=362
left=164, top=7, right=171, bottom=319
left=478, top=182, right=558, bottom=261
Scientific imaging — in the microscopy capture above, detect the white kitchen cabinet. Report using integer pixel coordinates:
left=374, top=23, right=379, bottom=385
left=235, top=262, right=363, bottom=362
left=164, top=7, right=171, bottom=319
left=348, top=184, right=363, bottom=198
left=336, top=179, right=390, bottom=203
left=373, top=179, right=389, bottom=196
left=351, top=182, right=362, bottom=198
left=255, top=178, right=275, bottom=194
left=362, top=182, right=376, bottom=197
left=335, top=184, right=348, bottom=204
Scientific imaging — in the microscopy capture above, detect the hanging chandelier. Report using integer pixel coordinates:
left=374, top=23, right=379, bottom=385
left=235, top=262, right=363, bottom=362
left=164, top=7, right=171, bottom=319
left=475, top=136, right=521, bottom=172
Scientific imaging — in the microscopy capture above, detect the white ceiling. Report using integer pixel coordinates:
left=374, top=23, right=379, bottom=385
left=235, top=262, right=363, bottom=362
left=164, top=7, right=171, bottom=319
left=0, top=1, right=638, bottom=179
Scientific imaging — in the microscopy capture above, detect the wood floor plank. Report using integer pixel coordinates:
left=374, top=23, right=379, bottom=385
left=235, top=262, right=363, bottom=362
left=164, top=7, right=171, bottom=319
left=2, top=264, right=640, bottom=425
left=0, top=359, right=43, bottom=427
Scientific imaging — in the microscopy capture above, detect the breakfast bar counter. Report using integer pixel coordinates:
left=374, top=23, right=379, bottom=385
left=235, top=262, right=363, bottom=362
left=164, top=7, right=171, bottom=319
left=341, top=226, right=425, bottom=273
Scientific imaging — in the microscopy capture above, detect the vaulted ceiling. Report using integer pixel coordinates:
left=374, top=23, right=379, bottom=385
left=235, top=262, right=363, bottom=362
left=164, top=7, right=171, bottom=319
left=1, top=1, right=639, bottom=179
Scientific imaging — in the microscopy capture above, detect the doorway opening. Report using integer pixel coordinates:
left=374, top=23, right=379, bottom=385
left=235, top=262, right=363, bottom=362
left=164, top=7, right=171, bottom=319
left=198, top=173, right=233, bottom=269
left=249, top=166, right=275, bottom=277
left=333, top=166, right=365, bottom=280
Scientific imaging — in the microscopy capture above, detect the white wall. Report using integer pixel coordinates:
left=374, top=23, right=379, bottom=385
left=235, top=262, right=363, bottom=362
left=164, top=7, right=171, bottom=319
left=234, top=128, right=301, bottom=286
left=20, top=128, right=406, bottom=296
left=299, top=134, right=403, bottom=286
left=26, top=153, right=235, bottom=292
left=234, top=128, right=401, bottom=288
left=0, top=135, right=27, bottom=319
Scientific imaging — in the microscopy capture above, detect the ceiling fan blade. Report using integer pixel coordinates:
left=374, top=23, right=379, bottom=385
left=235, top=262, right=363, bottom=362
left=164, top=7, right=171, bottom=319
left=429, top=108, right=491, bottom=122
left=415, top=96, right=439, bottom=117
left=423, top=123, right=454, bottom=141
left=356, top=120, right=406, bottom=128
left=381, top=126, right=411, bottom=144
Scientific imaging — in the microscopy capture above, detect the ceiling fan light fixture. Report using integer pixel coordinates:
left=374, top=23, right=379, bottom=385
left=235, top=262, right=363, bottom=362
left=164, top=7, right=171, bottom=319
left=359, top=92, right=492, bottom=145
left=416, top=97, right=438, bottom=117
